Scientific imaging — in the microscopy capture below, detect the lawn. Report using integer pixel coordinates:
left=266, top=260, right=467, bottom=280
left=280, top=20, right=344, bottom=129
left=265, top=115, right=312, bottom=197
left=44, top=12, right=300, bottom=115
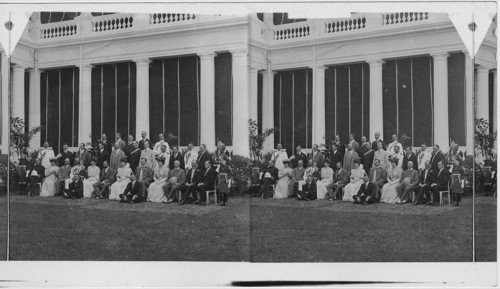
left=0, top=192, right=496, bottom=262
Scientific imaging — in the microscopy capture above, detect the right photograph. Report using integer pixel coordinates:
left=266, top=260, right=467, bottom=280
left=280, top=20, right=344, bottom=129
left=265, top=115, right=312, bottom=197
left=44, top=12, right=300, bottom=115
left=249, top=11, right=497, bottom=262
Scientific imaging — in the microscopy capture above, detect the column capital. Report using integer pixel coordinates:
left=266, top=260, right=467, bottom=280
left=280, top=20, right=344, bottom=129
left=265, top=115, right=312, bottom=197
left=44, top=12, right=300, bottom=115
left=430, top=52, right=449, bottom=61
left=133, top=58, right=152, bottom=67
left=476, top=65, right=492, bottom=73
left=367, top=59, right=385, bottom=67
left=230, top=49, right=248, bottom=58
left=198, top=52, right=217, bottom=60
left=314, top=65, right=327, bottom=72
left=12, top=64, right=27, bottom=71
left=262, top=70, right=277, bottom=77
left=78, top=64, right=94, bottom=71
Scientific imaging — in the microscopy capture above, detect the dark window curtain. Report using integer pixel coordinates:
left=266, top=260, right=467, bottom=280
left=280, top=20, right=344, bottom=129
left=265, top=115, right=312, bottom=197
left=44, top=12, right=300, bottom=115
left=362, top=63, right=370, bottom=138
left=91, top=62, right=135, bottom=143
left=489, top=71, right=494, bottom=134
left=382, top=60, right=398, bottom=142
left=448, top=52, right=466, bottom=144
left=257, top=72, right=263, bottom=134
left=350, top=64, right=363, bottom=140
left=24, top=71, right=29, bottom=132
left=149, top=59, right=164, bottom=141
left=397, top=58, right=413, bottom=145
left=164, top=58, right=179, bottom=142
left=59, top=67, right=78, bottom=147
left=179, top=56, right=200, bottom=146
left=40, top=72, right=47, bottom=146
left=215, top=53, right=232, bottom=146
left=413, top=56, right=433, bottom=147
left=47, top=70, right=60, bottom=153
left=325, top=67, right=336, bottom=143
left=91, top=66, right=102, bottom=143
left=336, top=65, right=350, bottom=143
left=273, top=68, right=312, bottom=156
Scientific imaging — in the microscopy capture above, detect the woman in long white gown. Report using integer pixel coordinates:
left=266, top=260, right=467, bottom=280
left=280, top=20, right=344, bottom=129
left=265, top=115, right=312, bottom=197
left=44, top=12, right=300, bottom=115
left=380, top=157, right=403, bottom=204
left=147, top=157, right=170, bottom=203
left=83, top=158, right=101, bottom=198
left=40, top=158, right=59, bottom=197
left=109, top=158, right=133, bottom=200
left=316, top=160, right=335, bottom=200
left=274, top=160, right=293, bottom=199
left=342, top=159, right=365, bottom=202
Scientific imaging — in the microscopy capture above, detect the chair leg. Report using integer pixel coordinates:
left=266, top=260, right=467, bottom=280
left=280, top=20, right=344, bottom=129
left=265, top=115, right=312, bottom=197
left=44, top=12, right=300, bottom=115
left=448, top=192, right=451, bottom=205
left=214, top=191, right=217, bottom=204
left=206, top=191, right=209, bottom=204
left=439, top=192, right=443, bottom=206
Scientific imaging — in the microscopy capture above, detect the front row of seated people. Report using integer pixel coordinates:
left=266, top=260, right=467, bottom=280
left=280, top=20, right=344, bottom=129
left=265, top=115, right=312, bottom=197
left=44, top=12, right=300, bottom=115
left=31, top=155, right=230, bottom=206
left=259, top=154, right=462, bottom=206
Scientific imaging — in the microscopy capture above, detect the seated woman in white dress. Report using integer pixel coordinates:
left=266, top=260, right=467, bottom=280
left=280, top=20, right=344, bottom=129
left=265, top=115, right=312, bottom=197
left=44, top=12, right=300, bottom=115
left=109, top=157, right=132, bottom=200
left=147, top=157, right=170, bottom=203
left=342, top=159, right=365, bottom=202
left=274, top=160, right=293, bottom=199
left=316, top=159, right=335, bottom=200
left=380, top=157, right=403, bottom=204
left=83, top=158, right=101, bottom=198
left=40, top=158, right=59, bottom=197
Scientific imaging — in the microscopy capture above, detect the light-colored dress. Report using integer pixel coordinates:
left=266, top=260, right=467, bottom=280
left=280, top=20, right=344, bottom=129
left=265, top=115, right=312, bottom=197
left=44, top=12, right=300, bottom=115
left=109, top=164, right=132, bottom=200
left=40, top=165, right=59, bottom=197
left=380, top=166, right=403, bottom=204
left=83, top=165, right=101, bottom=198
left=342, top=167, right=365, bottom=202
left=274, top=167, right=293, bottom=198
left=147, top=165, right=170, bottom=203
left=316, top=167, right=334, bottom=199
left=38, top=148, right=56, bottom=169
left=272, top=150, right=289, bottom=171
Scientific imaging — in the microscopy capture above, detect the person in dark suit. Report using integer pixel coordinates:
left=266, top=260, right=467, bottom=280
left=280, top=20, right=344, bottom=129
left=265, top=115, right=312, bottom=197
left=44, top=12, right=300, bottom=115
left=138, top=131, right=152, bottom=150
left=348, top=133, right=360, bottom=154
left=431, top=160, right=450, bottom=205
left=95, top=142, right=109, bottom=169
left=93, top=160, right=116, bottom=198
left=135, top=158, right=154, bottom=198
left=361, top=142, right=375, bottom=174
left=413, top=160, right=434, bottom=205
left=297, top=175, right=317, bottom=201
left=329, top=143, right=343, bottom=168
left=64, top=174, right=84, bottom=199
left=333, top=135, right=346, bottom=160
left=308, top=144, right=325, bottom=168
left=371, top=132, right=385, bottom=151
left=57, top=143, right=75, bottom=167
left=259, top=160, right=279, bottom=198
left=27, top=158, right=46, bottom=196
left=326, top=162, right=350, bottom=200
left=402, top=146, right=418, bottom=171
left=76, top=143, right=91, bottom=168
left=290, top=145, right=308, bottom=169
left=124, top=135, right=135, bottom=157
left=196, top=160, right=218, bottom=205
left=128, top=141, right=141, bottom=173
left=196, top=144, right=212, bottom=171
left=369, top=159, right=387, bottom=200
left=353, top=174, right=378, bottom=204
left=119, top=174, right=143, bottom=203
left=169, top=145, right=185, bottom=170
left=179, top=160, right=204, bottom=204
left=99, top=134, right=113, bottom=157
left=430, top=144, right=445, bottom=172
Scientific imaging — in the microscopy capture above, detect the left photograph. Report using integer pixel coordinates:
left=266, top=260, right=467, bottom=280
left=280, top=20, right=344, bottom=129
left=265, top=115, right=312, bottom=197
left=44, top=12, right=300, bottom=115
left=0, top=12, right=252, bottom=261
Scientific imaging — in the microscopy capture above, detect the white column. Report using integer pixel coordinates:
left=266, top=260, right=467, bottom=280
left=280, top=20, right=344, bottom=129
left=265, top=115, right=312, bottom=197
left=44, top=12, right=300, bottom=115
left=261, top=70, right=275, bottom=151
left=29, top=68, right=41, bottom=147
left=198, top=52, right=216, bottom=148
left=476, top=66, right=490, bottom=123
left=231, top=49, right=250, bottom=157
left=431, top=53, right=449, bottom=151
left=134, top=59, right=151, bottom=140
left=12, top=64, right=26, bottom=120
left=493, top=69, right=497, bottom=133
left=464, top=52, right=474, bottom=154
left=79, top=64, right=93, bottom=144
left=312, top=65, right=326, bottom=145
left=0, top=51, right=9, bottom=153
left=249, top=66, right=259, bottom=123
left=368, top=60, right=384, bottom=141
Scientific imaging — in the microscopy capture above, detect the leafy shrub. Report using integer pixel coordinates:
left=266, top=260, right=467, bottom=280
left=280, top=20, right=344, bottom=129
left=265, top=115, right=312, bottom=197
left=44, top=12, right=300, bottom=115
left=228, top=154, right=252, bottom=195
left=0, top=154, right=18, bottom=191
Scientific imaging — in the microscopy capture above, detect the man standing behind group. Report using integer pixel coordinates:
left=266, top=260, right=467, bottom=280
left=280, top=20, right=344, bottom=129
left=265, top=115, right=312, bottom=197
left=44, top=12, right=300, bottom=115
left=57, top=144, right=75, bottom=167
left=329, top=143, right=343, bottom=168
left=417, top=144, right=432, bottom=171
left=38, top=142, right=56, bottom=169
left=387, top=134, right=403, bottom=155
left=402, top=146, right=418, bottom=171
left=272, top=143, right=288, bottom=171
left=154, top=133, right=170, bottom=156
left=140, top=140, right=157, bottom=168
left=197, top=144, right=212, bottom=171
left=110, top=142, right=126, bottom=171
left=100, top=134, right=112, bottom=157
left=361, top=142, right=374, bottom=174
left=183, top=143, right=197, bottom=170
left=333, top=135, right=346, bottom=160
left=96, top=142, right=109, bottom=169
left=128, top=141, right=141, bottom=173
left=430, top=144, right=445, bottom=172
left=309, top=144, right=324, bottom=169
left=391, top=146, right=404, bottom=169
left=343, top=143, right=359, bottom=172
left=115, top=132, right=126, bottom=151
left=373, top=142, right=390, bottom=170
left=371, top=132, right=385, bottom=151
left=169, top=145, right=185, bottom=170
left=290, top=145, right=308, bottom=169
left=348, top=133, right=360, bottom=154
left=139, top=131, right=152, bottom=150
left=76, top=143, right=91, bottom=168
left=124, top=135, right=135, bottom=157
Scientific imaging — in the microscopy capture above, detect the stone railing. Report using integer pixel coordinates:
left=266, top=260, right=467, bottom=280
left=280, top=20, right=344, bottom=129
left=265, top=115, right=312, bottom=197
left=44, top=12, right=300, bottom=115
left=324, top=15, right=366, bottom=34
left=91, top=13, right=134, bottom=32
left=39, top=19, right=78, bottom=39
left=150, top=13, right=196, bottom=25
left=382, top=12, right=429, bottom=26
left=272, top=21, right=311, bottom=40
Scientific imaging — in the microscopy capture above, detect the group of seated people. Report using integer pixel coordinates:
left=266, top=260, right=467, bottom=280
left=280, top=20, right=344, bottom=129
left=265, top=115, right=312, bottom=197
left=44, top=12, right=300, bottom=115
left=23, top=131, right=233, bottom=206
left=258, top=132, right=465, bottom=206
